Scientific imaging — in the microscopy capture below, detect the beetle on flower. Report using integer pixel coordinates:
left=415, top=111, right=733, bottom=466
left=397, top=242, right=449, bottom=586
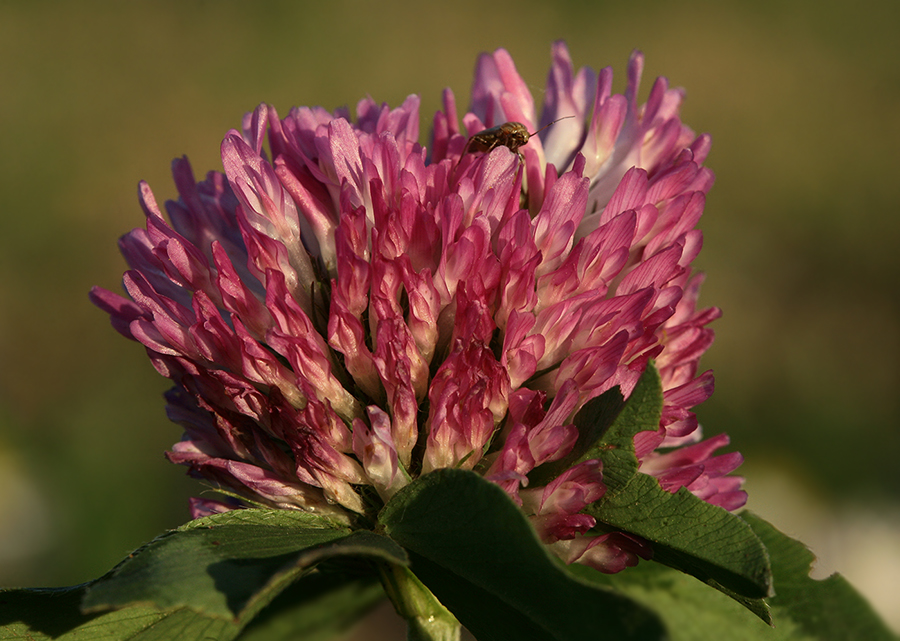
left=92, top=41, right=744, bottom=574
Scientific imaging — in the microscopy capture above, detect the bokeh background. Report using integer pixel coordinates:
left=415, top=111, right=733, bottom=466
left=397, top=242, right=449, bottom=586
left=1, top=0, right=898, bottom=635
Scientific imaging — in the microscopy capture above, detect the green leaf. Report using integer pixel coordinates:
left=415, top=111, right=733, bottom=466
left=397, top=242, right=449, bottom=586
left=590, top=364, right=666, bottom=491
left=82, top=508, right=404, bottom=621
left=0, top=569, right=386, bottom=641
left=529, top=363, right=662, bottom=489
left=560, top=363, right=774, bottom=608
left=380, top=468, right=667, bottom=641
left=0, top=585, right=239, bottom=641
left=569, top=561, right=804, bottom=641
left=587, top=475, right=772, bottom=602
left=567, top=513, right=899, bottom=641
left=743, top=512, right=898, bottom=640
left=527, top=384, right=628, bottom=487
left=2, top=509, right=406, bottom=640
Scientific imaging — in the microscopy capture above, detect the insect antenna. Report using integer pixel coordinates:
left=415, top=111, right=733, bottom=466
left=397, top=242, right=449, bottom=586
left=528, top=114, right=576, bottom=137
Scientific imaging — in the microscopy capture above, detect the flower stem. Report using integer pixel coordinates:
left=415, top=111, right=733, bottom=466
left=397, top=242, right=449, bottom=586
left=376, top=561, right=461, bottom=641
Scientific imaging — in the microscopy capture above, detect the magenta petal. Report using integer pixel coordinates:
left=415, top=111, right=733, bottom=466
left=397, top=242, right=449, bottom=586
left=188, top=497, right=238, bottom=519
left=90, top=286, right=146, bottom=339
left=560, top=531, right=653, bottom=574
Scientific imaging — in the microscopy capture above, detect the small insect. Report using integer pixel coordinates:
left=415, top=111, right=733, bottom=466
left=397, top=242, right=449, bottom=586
left=461, top=116, right=574, bottom=158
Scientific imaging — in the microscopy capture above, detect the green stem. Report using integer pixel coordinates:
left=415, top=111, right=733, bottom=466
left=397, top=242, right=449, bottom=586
left=376, top=561, right=461, bottom=641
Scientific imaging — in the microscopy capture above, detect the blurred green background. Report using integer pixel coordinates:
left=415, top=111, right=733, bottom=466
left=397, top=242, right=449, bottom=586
left=1, top=0, right=898, bottom=632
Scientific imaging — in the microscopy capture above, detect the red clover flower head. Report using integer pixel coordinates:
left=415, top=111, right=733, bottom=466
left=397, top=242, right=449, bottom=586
left=91, top=42, right=745, bottom=574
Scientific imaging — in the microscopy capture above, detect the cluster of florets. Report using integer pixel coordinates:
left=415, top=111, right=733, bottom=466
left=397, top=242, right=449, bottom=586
left=91, top=42, right=744, bottom=573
